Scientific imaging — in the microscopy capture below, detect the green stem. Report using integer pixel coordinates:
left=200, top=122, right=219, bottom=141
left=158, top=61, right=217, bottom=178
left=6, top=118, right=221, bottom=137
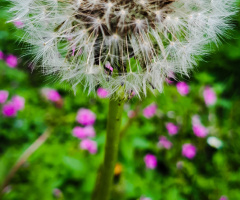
left=92, top=97, right=125, bottom=200
left=0, top=130, right=50, bottom=198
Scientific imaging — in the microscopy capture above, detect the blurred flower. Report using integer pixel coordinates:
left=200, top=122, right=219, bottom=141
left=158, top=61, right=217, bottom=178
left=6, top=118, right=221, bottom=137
left=140, top=197, right=152, bottom=200
left=192, top=115, right=201, bottom=126
left=158, top=136, right=172, bottom=149
left=166, top=78, right=174, bottom=84
left=5, top=55, right=18, bottom=68
left=203, top=86, right=217, bottom=106
left=128, top=110, right=136, bottom=118
left=193, top=124, right=208, bottom=138
left=176, top=161, right=184, bottom=169
left=114, top=163, right=123, bottom=176
left=80, top=139, right=97, bottom=154
left=76, top=108, right=96, bottom=126
left=2, top=103, right=17, bottom=117
left=207, top=137, right=223, bottom=149
left=143, top=104, right=157, bottom=118
left=176, top=82, right=189, bottom=96
left=52, top=188, right=63, bottom=199
left=14, top=20, right=24, bottom=28
left=166, top=122, right=179, bottom=135
left=97, top=88, right=109, bottom=98
left=11, top=95, right=25, bottom=111
left=84, top=126, right=96, bottom=138
left=182, top=144, right=197, bottom=159
left=0, top=90, right=9, bottom=104
left=144, top=154, right=157, bottom=169
left=0, top=51, right=4, bottom=60
left=72, top=127, right=86, bottom=139
left=42, top=88, right=61, bottom=102
left=219, top=196, right=228, bottom=200
left=166, top=72, right=175, bottom=84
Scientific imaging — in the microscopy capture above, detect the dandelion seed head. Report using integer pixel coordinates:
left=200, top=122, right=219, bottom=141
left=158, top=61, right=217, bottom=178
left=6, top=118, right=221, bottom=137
left=9, top=0, right=236, bottom=97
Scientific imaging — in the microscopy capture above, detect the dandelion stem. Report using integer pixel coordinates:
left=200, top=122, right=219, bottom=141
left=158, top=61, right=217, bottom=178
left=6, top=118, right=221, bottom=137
left=92, top=97, right=125, bottom=200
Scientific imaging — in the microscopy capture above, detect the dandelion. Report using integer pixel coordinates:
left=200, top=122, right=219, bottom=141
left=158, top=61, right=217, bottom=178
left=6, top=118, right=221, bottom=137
left=143, top=103, right=157, bottom=118
left=9, top=0, right=235, bottom=97
left=5, top=55, right=18, bottom=68
left=0, top=90, right=9, bottom=104
left=144, top=154, right=157, bottom=169
left=203, top=86, right=217, bottom=106
left=8, top=1, right=235, bottom=199
left=76, top=108, right=96, bottom=126
left=182, top=144, right=197, bottom=159
left=166, top=122, right=179, bottom=135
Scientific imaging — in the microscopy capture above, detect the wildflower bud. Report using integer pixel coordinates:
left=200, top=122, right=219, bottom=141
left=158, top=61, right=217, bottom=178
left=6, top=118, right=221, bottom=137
left=182, top=144, right=197, bottom=159
left=144, top=154, right=157, bottom=169
left=166, top=122, right=179, bottom=135
left=0, top=90, right=9, bottom=104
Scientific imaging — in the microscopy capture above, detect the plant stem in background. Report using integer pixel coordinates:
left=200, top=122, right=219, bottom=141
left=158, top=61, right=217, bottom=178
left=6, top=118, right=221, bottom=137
left=0, top=130, right=51, bottom=196
left=92, top=98, right=125, bottom=200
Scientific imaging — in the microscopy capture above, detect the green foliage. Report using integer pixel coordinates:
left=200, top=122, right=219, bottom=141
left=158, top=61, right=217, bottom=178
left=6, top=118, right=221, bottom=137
left=0, top=1, right=240, bottom=200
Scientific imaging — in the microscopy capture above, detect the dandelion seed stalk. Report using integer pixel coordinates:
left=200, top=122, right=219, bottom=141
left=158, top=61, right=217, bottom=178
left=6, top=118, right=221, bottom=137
left=92, top=96, right=125, bottom=200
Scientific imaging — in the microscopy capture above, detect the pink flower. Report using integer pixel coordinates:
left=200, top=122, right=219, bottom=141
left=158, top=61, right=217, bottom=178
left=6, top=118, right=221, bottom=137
left=192, top=115, right=201, bottom=126
left=84, top=126, right=96, bottom=138
left=11, top=96, right=25, bottom=111
left=80, top=139, right=98, bottom=154
left=166, top=78, right=174, bottom=84
left=105, top=62, right=113, bottom=72
left=76, top=108, right=96, bottom=126
left=176, top=82, right=189, bottom=96
left=97, top=88, right=109, bottom=98
left=128, top=110, right=136, bottom=118
left=143, top=104, right=157, bottom=118
left=144, top=154, right=157, bottom=169
left=0, top=90, right=9, bottom=104
left=0, top=51, right=4, bottom=60
left=203, top=86, right=217, bottom=106
left=73, top=127, right=86, bottom=139
left=166, top=122, right=179, bottom=135
left=193, top=124, right=208, bottom=138
left=158, top=136, right=172, bottom=149
left=2, top=103, right=17, bottom=117
left=182, top=144, right=197, bottom=159
left=140, top=197, right=152, bottom=200
left=219, top=196, right=228, bottom=200
left=42, top=88, right=61, bottom=102
left=6, top=55, right=18, bottom=68
left=73, top=126, right=96, bottom=139
left=14, top=20, right=24, bottom=28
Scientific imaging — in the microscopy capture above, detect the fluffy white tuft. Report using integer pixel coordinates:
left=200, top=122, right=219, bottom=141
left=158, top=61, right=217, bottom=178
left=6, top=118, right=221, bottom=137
left=9, top=0, right=236, bottom=97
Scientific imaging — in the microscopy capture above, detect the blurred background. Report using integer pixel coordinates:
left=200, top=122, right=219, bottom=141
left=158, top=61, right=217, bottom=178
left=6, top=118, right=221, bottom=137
left=1, top=1, right=240, bottom=200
